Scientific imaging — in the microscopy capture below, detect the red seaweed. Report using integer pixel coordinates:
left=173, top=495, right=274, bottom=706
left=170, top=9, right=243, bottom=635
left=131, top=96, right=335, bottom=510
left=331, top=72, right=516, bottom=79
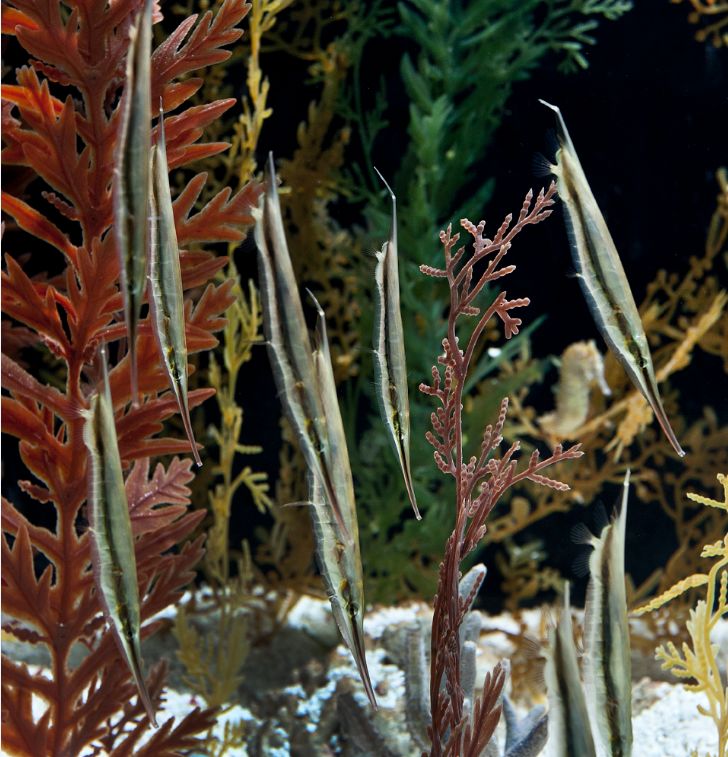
left=1, top=1, right=261, bottom=753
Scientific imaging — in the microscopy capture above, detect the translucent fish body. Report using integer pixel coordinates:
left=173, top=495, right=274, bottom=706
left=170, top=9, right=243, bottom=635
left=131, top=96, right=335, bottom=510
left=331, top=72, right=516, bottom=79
left=539, top=100, right=684, bottom=458
left=113, top=0, right=153, bottom=404
left=309, top=297, right=376, bottom=705
left=83, top=345, right=157, bottom=726
left=252, top=155, right=374, bottom=704
left=252, top=154, right=352, bottom=544
left=149, top=107, right=201, bottom=467
left=372, top=169, right=420, bottom=519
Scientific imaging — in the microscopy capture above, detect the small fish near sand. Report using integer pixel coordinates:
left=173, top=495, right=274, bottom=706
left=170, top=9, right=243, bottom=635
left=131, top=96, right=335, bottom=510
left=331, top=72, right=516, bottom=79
left=539, top=100, right=685, bottom=458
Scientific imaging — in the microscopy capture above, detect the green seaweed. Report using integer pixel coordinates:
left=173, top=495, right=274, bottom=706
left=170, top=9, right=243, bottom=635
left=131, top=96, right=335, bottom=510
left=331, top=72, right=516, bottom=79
left=346, top=0, right=632, bottom=600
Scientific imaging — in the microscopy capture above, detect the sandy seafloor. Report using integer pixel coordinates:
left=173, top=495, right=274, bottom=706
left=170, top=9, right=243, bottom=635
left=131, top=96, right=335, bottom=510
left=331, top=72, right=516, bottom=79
left=3, top=596, right=722, bottom=756
left=163, top=597, right=720, bottom=756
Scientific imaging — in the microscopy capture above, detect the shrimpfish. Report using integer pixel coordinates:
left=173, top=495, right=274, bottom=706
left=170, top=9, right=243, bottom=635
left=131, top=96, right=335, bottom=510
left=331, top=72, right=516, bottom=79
left=309, top=294, right=377, bottom=708
left=83, top=344, right=157, bottom=726
left=149, top=104, right=201, bottom=467
left=252, top=156, right=376, bottom=705
left=372, top=169, right=420, bottom=519
left=539, top=100, right=685, bottom=458
left=578, top=470, right=633, bottom=757
left=113, top=0, right=153, bottom=405
left=252, top=153, right=353, bottom=544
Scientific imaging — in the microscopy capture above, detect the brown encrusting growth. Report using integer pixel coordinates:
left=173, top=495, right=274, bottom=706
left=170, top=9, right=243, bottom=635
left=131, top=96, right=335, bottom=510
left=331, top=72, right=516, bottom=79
left=1, top=0, right=260, bottom=753
left=420, top=184, right=583, bottom=755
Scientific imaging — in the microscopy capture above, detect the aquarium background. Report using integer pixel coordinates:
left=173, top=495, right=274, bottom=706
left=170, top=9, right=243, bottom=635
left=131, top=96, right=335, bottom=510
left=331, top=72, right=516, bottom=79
left=2, top=0, right=726, bottom=600
left=221, top=0, right=728, bottom=607
left=1, top=0, right=727, bottom=753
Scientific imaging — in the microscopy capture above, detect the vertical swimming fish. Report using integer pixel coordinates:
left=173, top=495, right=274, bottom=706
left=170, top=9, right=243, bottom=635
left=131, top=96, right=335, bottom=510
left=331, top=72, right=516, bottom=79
left=252, top=158, right=375, bottom=704
left=544, top=583, right=597, bottom=757
left=149, top=104, right=201, bottom=467
left=252, top=153, right=352, bottom=544
left=309, top=293, right=377, bottom=708
left=83, top=344, right=157, bottom=727
left=539, top=100, right=685, bottom=458
left=581, top=470, right=633, bottom=757
left=114, top=0, right=153, bottom=405
left=372, top=169, right=420, bottom=519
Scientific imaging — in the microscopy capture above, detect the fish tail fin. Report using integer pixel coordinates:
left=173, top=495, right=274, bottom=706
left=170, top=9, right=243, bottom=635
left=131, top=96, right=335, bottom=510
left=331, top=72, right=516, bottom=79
left=128, top=634, right=158, bottom=727
left=643, top=378, right=685, bottom=457
left=400, top=453, right=421, bottom=520
left=128, top=319, right=140, bottom=408
left=177, top=385, right=202, bottom=467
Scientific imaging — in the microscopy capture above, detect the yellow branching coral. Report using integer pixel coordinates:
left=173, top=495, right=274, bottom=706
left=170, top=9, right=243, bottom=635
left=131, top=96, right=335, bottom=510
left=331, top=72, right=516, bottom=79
left=254, top=418, right=321, bottom=598
left=175, top=598, right=250, bottom=708
left=205, top=272, right=272, bottom=585
left=634, top=473, right=728, bottom=757
left=174, top=269, right=271, bottom=740
left=278, top=44, right=361, bottom=383
left=672, top=0, right=728, bottom=46
left=167, top=0, right=294, bottom=197
left=496, top=538, right=563, bottom=612
left=234, top=0, right=296, bottom=186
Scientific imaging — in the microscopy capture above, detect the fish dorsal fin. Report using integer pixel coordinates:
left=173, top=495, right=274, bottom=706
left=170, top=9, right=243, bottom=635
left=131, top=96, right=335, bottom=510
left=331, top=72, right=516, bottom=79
left=373, top=166, right=397, bottom=248
left=538, top=100, right=572, bottom=149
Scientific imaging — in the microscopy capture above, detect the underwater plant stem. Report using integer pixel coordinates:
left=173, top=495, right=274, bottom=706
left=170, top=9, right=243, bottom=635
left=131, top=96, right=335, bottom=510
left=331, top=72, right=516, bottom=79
left=421, top=184, right=583, bottom=754
left=704, top=549, right=728, bottom=757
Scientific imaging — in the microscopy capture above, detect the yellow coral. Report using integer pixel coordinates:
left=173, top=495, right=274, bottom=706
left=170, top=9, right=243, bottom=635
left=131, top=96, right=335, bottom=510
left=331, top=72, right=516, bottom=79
left=234, top=0, right=296, bottom=187
left=635, top=473, right=728, bottom=757
left=672, top=0, right=728, bottom=46
left=206, top=272, right=271, bottom=585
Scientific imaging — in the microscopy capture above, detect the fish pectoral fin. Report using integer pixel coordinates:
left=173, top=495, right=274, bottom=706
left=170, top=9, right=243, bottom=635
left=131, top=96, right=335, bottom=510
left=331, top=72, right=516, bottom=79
left=532, top=151, right=555, bottom=177
left=280, top=499, right=314, bottom=508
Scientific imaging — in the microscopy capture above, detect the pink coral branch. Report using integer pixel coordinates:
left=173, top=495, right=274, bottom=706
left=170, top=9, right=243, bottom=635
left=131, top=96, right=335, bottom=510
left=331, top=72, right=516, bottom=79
left=420, top=182, right=581, bottom=756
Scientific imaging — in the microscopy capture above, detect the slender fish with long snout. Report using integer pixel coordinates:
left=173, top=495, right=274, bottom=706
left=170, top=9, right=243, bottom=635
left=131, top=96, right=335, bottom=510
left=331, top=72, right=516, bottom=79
left=83, top=345, right=157, bottom=727
left=372, top=168, right=420, bottom=520
left=539, top=99, right=685, bottom=458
